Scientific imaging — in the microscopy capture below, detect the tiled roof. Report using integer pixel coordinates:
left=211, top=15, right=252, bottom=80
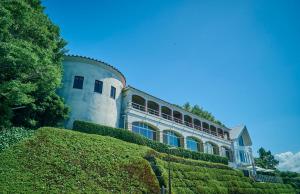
left=64, top=54, right=126, bottom=85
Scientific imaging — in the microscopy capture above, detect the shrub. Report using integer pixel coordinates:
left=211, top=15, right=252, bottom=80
left=0, top=127, right=34, bottom=152
left=73, top=120, right=229, bottom=164
left=0, top=127, right=160, bottom=193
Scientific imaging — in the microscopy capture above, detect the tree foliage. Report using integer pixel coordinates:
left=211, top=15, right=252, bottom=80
left=255, top=147, right=279, bottom=170
left=182, top=102, right=225, bottom=126
left=0, top=0, right=69, bottom=129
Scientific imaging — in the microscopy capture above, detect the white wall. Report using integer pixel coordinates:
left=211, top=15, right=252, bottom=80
left=57, top=56, right=125, bottom=128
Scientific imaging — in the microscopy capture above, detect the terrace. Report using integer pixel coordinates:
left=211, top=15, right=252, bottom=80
left=129, top=94, right=231, bottom=142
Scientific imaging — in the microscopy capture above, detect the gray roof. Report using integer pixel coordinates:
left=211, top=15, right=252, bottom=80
left=230, top=125, right=252, bottom=146
left=64, top=54, right=126, bottom=86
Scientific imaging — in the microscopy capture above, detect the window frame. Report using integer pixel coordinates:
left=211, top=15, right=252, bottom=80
left=94, top=80, right=103, bottom=94
left=73, top=76, right=84, bottom=89
left=110, top=86, right=116, bottom=99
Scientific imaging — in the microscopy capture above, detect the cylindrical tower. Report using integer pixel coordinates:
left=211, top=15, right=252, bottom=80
left=58, top=55, right=126, bottom=128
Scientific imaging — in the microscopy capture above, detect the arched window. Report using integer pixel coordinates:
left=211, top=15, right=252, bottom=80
left=184, top=115, right=193, bottom=127
left=210, top=125, right=217, bottom=136
left=161, top=106, right=172, bottom=120
left=202, top=122, right=209, bottom=133
left=218, top=128, right=224, bottom=138
left=147, top=101, right=159, bottom=116
left=221, top=146, right=232, bottom=161
left=193, top=119, right=201, bottom=130
left=163, top=130, right=182, bottom=147
left=132, top=95, right=146, bottom=111
left=173, top=111, right=183, bottom=124
left=205, top=142, right=219, bottom=155
left=186, top=137, right=203, bottom=152
left=132, top=122, right=157, bottom=140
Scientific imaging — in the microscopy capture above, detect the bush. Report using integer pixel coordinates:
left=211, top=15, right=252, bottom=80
left=150, top=155, right=296, bottom=194
left=73, top=120, right=229, bottom=164
left=0, top=127, right=34, bottom=152
left=146, top=150, right=232, bottom=170
left=0, top=127, right=160, bottom=193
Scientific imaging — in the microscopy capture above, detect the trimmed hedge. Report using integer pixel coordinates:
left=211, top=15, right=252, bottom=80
left=0, top=127, right=160, bottom=193
left=153, top=156, right=296, bottom=194
left=73, top=120, right=229, bottom=165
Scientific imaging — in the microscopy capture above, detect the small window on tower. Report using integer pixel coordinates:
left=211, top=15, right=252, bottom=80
left=73, top=76, right=84, bottom=89
left=110, top=86, right=116, bottom=99
left=94, top=80, right=103, bottom=94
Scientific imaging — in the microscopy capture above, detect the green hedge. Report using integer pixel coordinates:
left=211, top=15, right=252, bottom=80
left=73, top=120, right=229, bottom=165
left=0, top=127, right=34, bottom=152
left=154, top=157, right=296, bottom=194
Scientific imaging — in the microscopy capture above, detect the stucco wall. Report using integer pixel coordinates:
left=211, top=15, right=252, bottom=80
left=57, top=56, right=125, bottom=128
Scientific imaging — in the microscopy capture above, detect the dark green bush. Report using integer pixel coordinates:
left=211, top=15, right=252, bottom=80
left=0, top=127, right=34, bottom=152
left=73, top=120, right=229, bottom=164
left=153, top=156, right=296, bottom=194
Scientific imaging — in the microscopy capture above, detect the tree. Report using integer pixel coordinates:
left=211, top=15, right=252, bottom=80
left=182, top=103, right=225, bottom=127
left=183, top=102, right=191, bottom=112
left=0, top=0, right=69, bottom=129
left=255, top=147, right=279, bottom=170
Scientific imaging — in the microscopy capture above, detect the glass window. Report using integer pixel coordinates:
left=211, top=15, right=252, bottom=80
left=205, top=143, right=214, bottom=154
left=221, top=147, right=231, bottom=159
left=239, top=150, right=246, bottom=162
left=187, top=138, right=199, bottom=152
left=163, top=131, right=181, bottom=147
left=239, top=136, right=244, bottom=146
left=132, top=122, right=156, bottom=140
left=73, top=76, right=84, bottom=89
left=94, top=80, right=103, bottom=93
left=110, top=86, right=116, bottom=99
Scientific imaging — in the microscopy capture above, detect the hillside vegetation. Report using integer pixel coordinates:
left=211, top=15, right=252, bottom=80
left=0, top=127, right=296, bottom=194
left=148, top=154, right=295, bottom=194
left=0, top=127, right=159, bottom=193
left=73, top=120, right=228, bottom=164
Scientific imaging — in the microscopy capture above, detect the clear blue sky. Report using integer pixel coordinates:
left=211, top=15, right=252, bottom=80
left=43, top=0, right=300, bottom=155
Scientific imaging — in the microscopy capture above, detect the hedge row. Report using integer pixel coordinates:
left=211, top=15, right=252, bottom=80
left=146, top=150, right=233, bottom=170
left=155, top=158, right=296, bottom=194
left=73, top=120, right=228, bottom=164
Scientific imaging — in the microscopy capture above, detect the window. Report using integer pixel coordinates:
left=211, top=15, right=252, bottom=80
left=73, top=76, right=84, bottom=89
left=110, top=86, right=116, bottom=99
left=205, top=142, right=214, bottom=154
left=239, top=150, right=246, bottom=163
left=163, top=131, right=181, bottom=147
left=187, top=138, right=199, bottom=152
left=94, top=80, right=103, bottom=93
left=221, top=147, right=231, bottom=160
left=132, top=122, right=157, bottom=140
left=239, top=136, right=244, bottom=146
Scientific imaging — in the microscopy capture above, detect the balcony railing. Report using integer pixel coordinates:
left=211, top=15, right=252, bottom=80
left=129, top=102, right=231, bottom=141
left=147, top=108, right=159, bottom=116
left=253, top=174, right=283, bottom=184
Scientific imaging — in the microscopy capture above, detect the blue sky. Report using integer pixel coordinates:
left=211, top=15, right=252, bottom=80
left=43, top=0, right=300, bottom=156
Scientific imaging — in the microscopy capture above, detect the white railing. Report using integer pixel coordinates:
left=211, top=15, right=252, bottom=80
left=173, top=117, right=183, bottom=124
left=203, top=127, right=210, bottom=134
left=161, top=113, right=172, bottom=120
left=184, top=121, right=193, bottom=128
left=132, top=102, right=145, bottom=111
left=254, top=174, right=283, bottom=183
left=147, top=108, right=159, bottom=116
left=211, top=131, right=218, bottom=136
left=129, top=102, right=231, bottom=141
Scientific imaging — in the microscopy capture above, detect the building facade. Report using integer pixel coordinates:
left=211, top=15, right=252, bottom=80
left=58, top=55, right=254, bottom=169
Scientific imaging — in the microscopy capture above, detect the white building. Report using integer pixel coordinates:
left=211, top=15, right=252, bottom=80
left=58, top=55, right=254, bottom=169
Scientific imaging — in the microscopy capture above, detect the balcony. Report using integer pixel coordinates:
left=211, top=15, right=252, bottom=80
left=128, top=102, right=231, bottom=141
